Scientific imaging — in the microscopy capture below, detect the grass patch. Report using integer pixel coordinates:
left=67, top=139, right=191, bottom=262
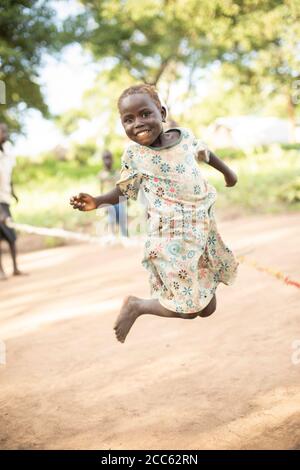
left=203, top=147, right=300, bottom=214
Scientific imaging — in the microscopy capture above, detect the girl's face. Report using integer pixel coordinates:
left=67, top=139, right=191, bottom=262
left=119, top=93, right=166, bottom=146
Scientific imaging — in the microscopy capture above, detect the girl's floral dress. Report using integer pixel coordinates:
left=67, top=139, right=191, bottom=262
left=116, top=128, right=238, bottom=314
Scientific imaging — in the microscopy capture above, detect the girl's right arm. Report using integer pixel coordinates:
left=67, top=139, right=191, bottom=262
left=70, top=186, right=124, bottom=211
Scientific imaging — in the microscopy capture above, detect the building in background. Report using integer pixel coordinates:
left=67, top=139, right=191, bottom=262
left=205, top=116, right=300, bottom=148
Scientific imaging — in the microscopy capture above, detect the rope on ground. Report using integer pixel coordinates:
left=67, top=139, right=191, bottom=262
left=12, top=222, right=99, bottom=243
left=237, top=255, right=300, bottom=290
left=9, top=222, right=142, bottom=247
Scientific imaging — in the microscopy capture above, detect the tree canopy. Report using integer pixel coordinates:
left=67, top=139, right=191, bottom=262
left=0, top=0, right=83, bottom=132
left=56, top=0, right=299, bottom=144
left=1, top=0, right=299, bottom=140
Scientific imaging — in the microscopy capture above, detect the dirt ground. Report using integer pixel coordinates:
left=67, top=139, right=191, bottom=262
left=0, top=212, right=299, bottom=450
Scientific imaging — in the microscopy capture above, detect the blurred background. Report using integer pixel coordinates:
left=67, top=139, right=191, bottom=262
left=1, top=0, right=299, bottom=250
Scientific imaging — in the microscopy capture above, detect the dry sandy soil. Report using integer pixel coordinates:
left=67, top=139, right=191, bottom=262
left=0, top=212, right=299, bottom=450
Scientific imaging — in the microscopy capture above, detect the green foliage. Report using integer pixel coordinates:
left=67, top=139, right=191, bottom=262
left=55, top=108, right=89, bottom=135
left=13, top=155, right=100, bottom=230
left=2, top=0, right=300, bottom=151
left=67, top=141, right=97, bottom=166
left=14, top=154, right=100, bottom=186
left=0, top=0, right=82, bottom=132
left=80, top=0, right=206, bottom=85
left=277, top=177, right=300, bottom=204
left=81, top=0, right=297, bottom=87
left=55, top=70, right=136, bottom=157
left=44, top=236, right=65, bottom=249
left=214, top=147, right=246, bottom=160
left=204, top=146, right=300, bottom=214
left=207, top=1, right=300, bottom=129
left=56, top=0, right=300, bottom=143
left=281, top=143, right=300, bottom=151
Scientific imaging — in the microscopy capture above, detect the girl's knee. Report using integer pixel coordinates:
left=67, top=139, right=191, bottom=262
left=180, top=294, right=216, bottom=319
left=198, top=306, right=216, bottom=318
left=180, top=312, right=198, bottom=320
left=198, top=295, right=217, bottom=318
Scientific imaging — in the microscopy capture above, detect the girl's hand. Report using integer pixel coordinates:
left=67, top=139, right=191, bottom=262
left=70, top=193, right=97, bottom=211
left=224, top=170, right=238, bottom=187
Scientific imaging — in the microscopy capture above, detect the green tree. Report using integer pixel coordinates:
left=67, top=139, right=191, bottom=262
left=80, top=1, right=299, bottom=126
left=0, top=0, right=83, bottom=133
left=57, top=0, right=300, bottom=145
left=55, top=69, right=135, bottom=160
left=79, top=0, right=216, bottom=85
left=211, top=0, right=300, bottom=140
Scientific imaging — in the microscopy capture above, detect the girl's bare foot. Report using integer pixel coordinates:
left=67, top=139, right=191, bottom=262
left=114, top=296, right=141, bottom=343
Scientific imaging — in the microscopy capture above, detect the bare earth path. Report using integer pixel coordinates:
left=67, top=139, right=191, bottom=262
left=0, top=212, right=299, bottom=450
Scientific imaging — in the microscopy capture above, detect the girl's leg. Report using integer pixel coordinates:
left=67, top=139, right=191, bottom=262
left=114, top=296, right=199, bottom=343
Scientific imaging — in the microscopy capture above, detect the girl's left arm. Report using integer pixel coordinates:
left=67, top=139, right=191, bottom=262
left=207, top=151, right=238, bottom=187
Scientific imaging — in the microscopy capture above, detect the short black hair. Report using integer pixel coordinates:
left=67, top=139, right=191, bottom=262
left=118, top=84, right=162, bottom=112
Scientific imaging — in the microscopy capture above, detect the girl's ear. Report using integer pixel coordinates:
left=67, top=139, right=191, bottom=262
left=161, top=106, right=167, bottom=123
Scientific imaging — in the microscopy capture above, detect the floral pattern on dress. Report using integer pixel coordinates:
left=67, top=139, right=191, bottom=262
left=116, top=128, right=238, bottom=314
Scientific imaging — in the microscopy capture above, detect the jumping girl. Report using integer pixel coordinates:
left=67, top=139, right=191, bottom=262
left=70, top=84, right=239, bottom=343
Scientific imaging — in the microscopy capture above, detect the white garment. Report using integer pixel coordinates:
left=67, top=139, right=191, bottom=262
left=0, top=141, right=16, bottom=204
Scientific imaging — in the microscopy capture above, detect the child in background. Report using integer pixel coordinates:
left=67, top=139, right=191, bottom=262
left=0, top=122, right=24, bottom=280
left=70, top=84, right=238, bottom=343
left=98, top=150, right=128, bottom=237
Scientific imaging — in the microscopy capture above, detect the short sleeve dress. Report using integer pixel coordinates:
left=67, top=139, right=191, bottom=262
left=116, top=128, right=238, bottom=314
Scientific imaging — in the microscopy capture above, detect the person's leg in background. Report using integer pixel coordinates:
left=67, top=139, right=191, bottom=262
left=0, top=227, right=22, bottom=277
left=117, top=202, right=128, bottom=237
left=0, top=202, right=22, bottom=277
left=106, top=204, right=117, bottom=236
left=8, top=236, right=21, bottom=275
left=0, top=240, right=7, bottom=280
left=106, top=203, right=128, bottom=237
